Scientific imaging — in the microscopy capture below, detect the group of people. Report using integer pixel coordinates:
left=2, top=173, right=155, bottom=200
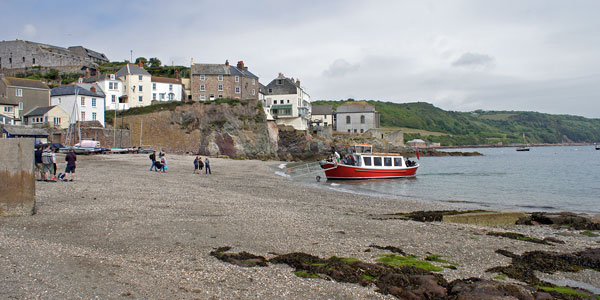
left=34, top=145, right=76, bottom=182
left=193, top=156, right=211, bottom=174
left=149, top=151, right=168, bottom=173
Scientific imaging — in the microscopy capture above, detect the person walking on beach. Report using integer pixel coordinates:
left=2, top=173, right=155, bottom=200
left=193, top=156, right=200, bottom=174
left=204, top=157, right=211, bottom=175
left=51, top=148, right=58, bottom=180
left=41, top=145, right=54, bottom=181
left=149, top=151, right=157, bottom=171
left=64, top=148, right=77, bottom=181
left=160, top=154, right=168, bottom=173
left=34, top=145, right=43, bottom=180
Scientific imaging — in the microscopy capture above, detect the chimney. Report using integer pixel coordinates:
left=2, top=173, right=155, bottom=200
left=237, top=61, right=244, bottom=70
left=244, top=67, right=248, bottom=71
left=278, top=72, right=285, bottom=78
left=85, top=68, right=91, bottom=78
left=296, top=78, right=301, bottom=87
left=138, top=60, right=143, bottom=68
left=175, top=69, right=180, bottom=79
left=225, top=59, right=229, bottom=66
left=90, top=86, right=96, bottom=93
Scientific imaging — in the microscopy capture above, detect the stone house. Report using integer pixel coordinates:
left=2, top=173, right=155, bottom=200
left=335, top=101, right=380, bottom=134
left=0, top=74, right=50, bottom=122
left=50, top=84, right=106, bottom=127
left=115, top=63, right=152, bottom=108
left=190, top=60, right=259, bottom=101
left=23, top=106, right=70, bottom=129
left=310, top=105, right=334, bottom=127
left=264, top=73, right=311, bottom=130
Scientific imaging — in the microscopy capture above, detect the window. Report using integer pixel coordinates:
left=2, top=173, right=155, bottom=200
left=235, top=86, right=240, bottom=94
left=218, top=94, right=223, bottom=98
left=92, top=112, right=97, bottom=120
left=81, top=97, right=85, bottom=106
left=113, top=82, right=118, bottom=90
left=169, top=84, right=173, bottom=91
left=110, top=74, right=115, bottom=80
left=22, top=57, right=25, bottom=62
left=152, top=93, right=156, bottom=100
left=268, top=88, right=272, bottom=93
left=346, top=116, right=351, bottom=124
left=347, top=129, right=351, bottom=133
left=200, top=94, right=206, bottom=100
left=81, top=111, right=85, bottom=121
left=58, top=98, right=62, bottom=104
left=277, top=80, right=283, bottom=85
left=252, top=89, right=256, bottom=95
left=16, top=89, right=23, bottom=97
left=112, top=95, right=116, bottom=103
left=200, top=75, right=206, bottom=81
left=168, top=93, right=174, bottom=100
left=209, top=93, right=215, bottom=100
left=139, top=96, right=143, bottom=102
left=287, top=100, right=290, bottom=103
left=32, top=58, right=36, bottom=64
left=109, top=82, right=113, bottom=89
left=235, top=76, right=239, bottom=82
left=138, top=75, right=143, bottom=80
left=354, top=129, right=357, bottom=133
left=92, top=98, right=96, bottom=107
left=360, top=129, right=364, bottom=133
left=361, top=115, right=365, bottom=124
left=384, top=157, right=392, bottom=166
left=218, top=75, right=223, bottom=81
left=160, top=93, right=165, bottom=100
left=200, top=84, right=206, bottom=91
left=18, top=102, right=23, bottom=110
left=394, top=157, right=403, bottom=167
left=252, top=79, right=256, bottom=85
left=152, top=83, right=156, bottom=90
left=138, top=85, right=143, bottom=92
left=363, top=157, right=372, bottom=166
left=218, top=84, right=223, bottom=91
left=373, top=157, right=382, bottom=166
left=4, top=106, right=13, bottom=112
left=53, top=117, right=61, bottom=126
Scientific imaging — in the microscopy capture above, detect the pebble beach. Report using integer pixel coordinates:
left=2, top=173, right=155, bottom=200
left=1, top=154, right=598, bottom=299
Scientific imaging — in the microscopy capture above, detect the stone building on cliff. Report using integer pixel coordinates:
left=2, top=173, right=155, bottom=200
left=335, top=101, right=380, bottom=134
left=190, top=60, right=259, bottom=101
left=263, top=73, right=311, bottom=130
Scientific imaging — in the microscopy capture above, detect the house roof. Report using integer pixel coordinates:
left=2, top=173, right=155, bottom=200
left=336, top=101, right=376, bottom=113
left=3, top=77, right=49, bottom=89
left=151, top=76, right=181, bottom=84
left=2, top=125, right=49, bottom=136
left=311, top=105, right=334, bottom=115
left=0, top=98, right=18, bottom=105
left=408, top=139, right=426, bottom=143
left=81, top=74, right=114, bottom=83
left=190, top=64, right=258, bottom=79
left=115, top=64, right=151, bottom=77
left=24, top=106, right=55, bottom=117
left=265, top=76, right=300, bottom=95
left=50, top=84, right=105, bottom=98
left=68, top=46, right=108, bottom=61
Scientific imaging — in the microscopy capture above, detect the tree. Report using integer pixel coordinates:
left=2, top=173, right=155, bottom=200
left=149, top=57, right=162, bottom=68
left=135, top=57, right=148, bottom=66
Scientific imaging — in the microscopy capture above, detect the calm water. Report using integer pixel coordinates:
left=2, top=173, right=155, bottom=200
left=293, top=146, right=600, bottom=214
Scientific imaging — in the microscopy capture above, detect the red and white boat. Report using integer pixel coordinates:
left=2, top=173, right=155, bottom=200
left=319, top=144, right=419, bottom=180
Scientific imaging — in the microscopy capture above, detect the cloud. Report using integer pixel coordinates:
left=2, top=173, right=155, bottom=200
left=452, top=52, right=495, bottom=69
left=322, top=59, right=360, bottom=78
left=22, top=24, right=37, bottom=38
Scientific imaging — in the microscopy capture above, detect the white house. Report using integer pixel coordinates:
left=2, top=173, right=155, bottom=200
left=151, top=76, right=183, bottom=102
left=82, top=74, right=125, bottom=110
left=50, top=84, right=106, bottom=127
left=115, top=62, right=152, bottom=108
left=264, top=73, right=311, bottom=130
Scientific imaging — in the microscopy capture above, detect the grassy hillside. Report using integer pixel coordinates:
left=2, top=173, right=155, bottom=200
left=312, top=100, right=600, bottom=145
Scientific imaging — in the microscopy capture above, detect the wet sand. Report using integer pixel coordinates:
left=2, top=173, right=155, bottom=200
left=0, top=154, right=598, bottom=299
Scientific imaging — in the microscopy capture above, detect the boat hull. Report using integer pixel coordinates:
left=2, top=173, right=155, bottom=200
left=320, top=163, right=418, bottom=180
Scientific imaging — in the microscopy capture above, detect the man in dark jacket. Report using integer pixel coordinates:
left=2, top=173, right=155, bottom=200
left=34, top=145, right=43, bottom=180
left=149, top=151, right=157, bottom=171
left=64, top=148, right=77, bottom=181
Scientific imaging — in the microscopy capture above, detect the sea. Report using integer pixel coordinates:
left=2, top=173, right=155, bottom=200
left=285, top=146, right=600, bottom=214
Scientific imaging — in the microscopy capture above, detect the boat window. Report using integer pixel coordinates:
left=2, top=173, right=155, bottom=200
left=363, top=157, right=372, bottom=166
left=373, top=157, right=382, bottom=166
left=394, top=157, right=403, bottom=167
left=384, top=157, right=392, bottom=166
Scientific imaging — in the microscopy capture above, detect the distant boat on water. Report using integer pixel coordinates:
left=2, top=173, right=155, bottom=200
left=516, top=133, right=530, bottom=151
left=595, top=145, right=600, bottom=150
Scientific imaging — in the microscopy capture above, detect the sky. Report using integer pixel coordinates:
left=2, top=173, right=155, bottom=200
left=2, top=0, right=600, bottom=118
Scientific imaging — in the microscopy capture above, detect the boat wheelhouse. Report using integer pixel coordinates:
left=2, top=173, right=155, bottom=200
left=320, top=144, right=418, bottom=180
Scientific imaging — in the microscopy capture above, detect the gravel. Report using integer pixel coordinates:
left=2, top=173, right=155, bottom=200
left=1, top=153, right=598, bottom=299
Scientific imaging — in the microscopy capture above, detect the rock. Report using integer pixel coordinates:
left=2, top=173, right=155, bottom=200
left=448, top=278, right=534, bottom=300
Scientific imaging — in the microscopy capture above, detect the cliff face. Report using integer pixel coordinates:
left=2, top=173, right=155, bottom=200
left=122, top=101, right=280, bottom=159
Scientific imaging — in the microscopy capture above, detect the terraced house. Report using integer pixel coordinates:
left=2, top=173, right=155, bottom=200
left=0, top=74, right=50, bottom=123
left=50, top=84, right=106, bottom=127
left=190, top=60, right=259, bottom=101
left=264, top=73, right=311, bottom=130
left=115, top=62, right=152, bottom=108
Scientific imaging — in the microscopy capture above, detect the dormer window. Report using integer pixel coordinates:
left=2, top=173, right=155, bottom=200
left=110, top=74, right=115, bottom=80
left=277, top=80, right=283, bottom=85
left=235, top=76, right=239, bottom=82
left=200, top=75, right=206, bottom=81
left=218, top=75, right=223, bottom=81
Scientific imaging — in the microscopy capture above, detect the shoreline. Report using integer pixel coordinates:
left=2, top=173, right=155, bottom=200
left=1, top=154, right=598, bottom=299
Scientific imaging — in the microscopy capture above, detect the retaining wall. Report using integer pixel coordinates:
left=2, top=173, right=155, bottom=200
left=0, top=138, right=36, bottom=216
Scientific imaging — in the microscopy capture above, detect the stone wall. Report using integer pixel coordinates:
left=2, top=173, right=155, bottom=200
left=0, top=138, right=36, bottom=216
left=49, top=127, right=132, bottom=148
left=0, top=40, right=95, bottom=71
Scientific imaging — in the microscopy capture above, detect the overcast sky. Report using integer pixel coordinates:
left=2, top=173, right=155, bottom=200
left=3, top=0, right=600, bottom=118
